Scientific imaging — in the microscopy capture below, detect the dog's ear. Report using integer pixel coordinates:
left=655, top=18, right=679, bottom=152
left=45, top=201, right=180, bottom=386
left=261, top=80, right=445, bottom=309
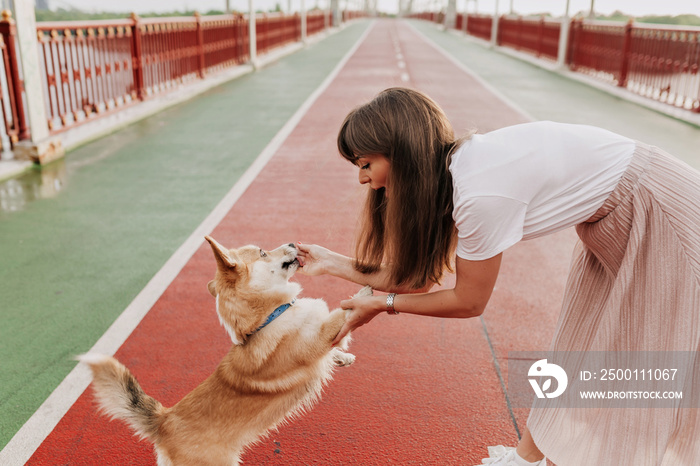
left=205, top=236, right=238, bottom=270
left=207, top=280, right=217, bottom=297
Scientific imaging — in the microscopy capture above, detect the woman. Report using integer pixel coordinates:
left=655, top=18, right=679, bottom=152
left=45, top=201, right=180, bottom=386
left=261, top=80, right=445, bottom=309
left=297, top=87, right=700, bottom=466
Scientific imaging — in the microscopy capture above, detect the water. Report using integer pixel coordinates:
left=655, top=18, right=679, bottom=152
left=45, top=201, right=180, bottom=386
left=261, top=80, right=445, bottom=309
left=0, top=160, right=66, bottom=213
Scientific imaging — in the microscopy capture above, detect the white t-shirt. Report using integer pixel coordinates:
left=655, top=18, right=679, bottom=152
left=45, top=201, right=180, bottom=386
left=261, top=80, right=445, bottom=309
left=449, top=121, right=635, bottom=261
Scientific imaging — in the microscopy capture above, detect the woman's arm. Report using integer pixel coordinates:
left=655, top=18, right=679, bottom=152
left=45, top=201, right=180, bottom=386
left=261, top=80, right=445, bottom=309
left=330, top=253, right=502, bottom=345
left=296, top=243, right=428, bottom=293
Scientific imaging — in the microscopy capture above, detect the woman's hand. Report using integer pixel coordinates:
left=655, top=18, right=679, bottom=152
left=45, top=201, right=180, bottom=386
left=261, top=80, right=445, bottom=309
left=296, top=243, right=335, bottom=276
left=332, top=295, right=384, bottom=346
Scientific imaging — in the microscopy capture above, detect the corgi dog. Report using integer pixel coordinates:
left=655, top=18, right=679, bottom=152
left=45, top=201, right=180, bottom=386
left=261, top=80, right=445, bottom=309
left=80, top=236, right=363, bottom=465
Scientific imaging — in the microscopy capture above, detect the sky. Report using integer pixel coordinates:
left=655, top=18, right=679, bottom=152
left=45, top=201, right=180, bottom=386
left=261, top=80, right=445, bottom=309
left=46, top=0, right=700, bottom=17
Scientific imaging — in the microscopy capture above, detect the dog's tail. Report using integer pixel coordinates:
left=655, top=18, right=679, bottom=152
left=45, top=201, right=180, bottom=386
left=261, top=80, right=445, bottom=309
left=78, top=354, right=164, bottom=442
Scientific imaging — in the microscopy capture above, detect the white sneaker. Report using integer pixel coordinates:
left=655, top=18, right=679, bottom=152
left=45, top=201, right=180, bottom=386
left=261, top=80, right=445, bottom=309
left=476, top=445, right=547, bottom=466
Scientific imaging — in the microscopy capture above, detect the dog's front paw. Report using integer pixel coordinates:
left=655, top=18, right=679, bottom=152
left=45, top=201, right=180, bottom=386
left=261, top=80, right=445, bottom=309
left=354, top=285, right=373, bottom=298
left=332, top=349, right=356, bottom=367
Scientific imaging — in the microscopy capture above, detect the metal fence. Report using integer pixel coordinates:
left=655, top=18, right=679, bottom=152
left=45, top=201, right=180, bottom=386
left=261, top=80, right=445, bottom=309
left=464, top=14, right=492, bottom=41
left=202, top=14, right=250, bottom=74
left=499, top=15, right=560, bottom=61
left=569, top=19, right=700, bottom=111
left=415, top=13, right=700, bottom=113
left=36, top=18, right=136, bottom=133
left=0, top=9, right=368, bottom=154
left=307, top=10, right=331, bottom=37
left=256, top=13, right=300, bottom=55
left=32, top=12, right=327, bottom=136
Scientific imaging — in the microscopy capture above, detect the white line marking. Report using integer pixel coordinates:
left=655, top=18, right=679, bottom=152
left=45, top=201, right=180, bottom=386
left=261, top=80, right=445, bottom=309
left=0, top=21, right=375, bottom=466
left=405, top=20, right=536, bottom=122
left=401, top=72, right=410, bottom=82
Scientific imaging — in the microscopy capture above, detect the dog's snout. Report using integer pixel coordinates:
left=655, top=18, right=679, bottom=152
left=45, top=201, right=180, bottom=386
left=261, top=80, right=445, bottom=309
left=288, top=243, right=296, bottom=249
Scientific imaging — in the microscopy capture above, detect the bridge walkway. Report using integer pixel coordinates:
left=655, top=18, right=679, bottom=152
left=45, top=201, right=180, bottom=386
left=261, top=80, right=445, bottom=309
left=1, top=17, right=698, bottom=465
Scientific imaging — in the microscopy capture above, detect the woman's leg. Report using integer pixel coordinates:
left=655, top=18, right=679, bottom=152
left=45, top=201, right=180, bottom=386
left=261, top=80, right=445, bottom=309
left=516, top=427, right=545, bottom=462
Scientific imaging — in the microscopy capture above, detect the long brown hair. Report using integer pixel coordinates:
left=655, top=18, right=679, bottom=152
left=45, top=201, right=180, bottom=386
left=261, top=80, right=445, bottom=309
left=337, top=87, right=465, bottom=289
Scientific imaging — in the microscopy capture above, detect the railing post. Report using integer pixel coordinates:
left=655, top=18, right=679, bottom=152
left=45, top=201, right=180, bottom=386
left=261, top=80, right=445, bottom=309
left=130, top=13, right=146, bottom=100
left=301, top=0, right=307, bottom=44
left=497, top=15, right=504, bottom=46
left=618, top=19, right=633, bottom=88
left=567, top=17, right=581, bottom=69
left=331, top=0, right=341, bottom=27
left=0, top=10, right=29, bottom=142
left=237, top=13, right=246, bottom=63
left=556, top=15, right=571, bottom=68
left=259, top=14, right=266, bottom=53
left=248, top=0, right=257, bottom=68
left=490, top=0, right=499, bottom=47
left=444, top=0, right=457, bottom=30
left=194, top=11, right=205, bottom=78
left=8, top=0, right=64, bottom=164
left=537, top=15, right=544, bottom=57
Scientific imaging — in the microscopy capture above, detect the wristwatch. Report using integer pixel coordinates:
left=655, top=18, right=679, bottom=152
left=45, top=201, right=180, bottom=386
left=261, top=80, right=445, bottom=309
left=386, top=293, right=399, bottom=314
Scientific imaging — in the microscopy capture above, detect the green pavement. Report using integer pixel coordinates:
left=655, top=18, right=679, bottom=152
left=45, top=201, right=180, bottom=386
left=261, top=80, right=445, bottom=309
left=0, top=21, right=370, bottom=449
left=411, top=20, right=700, bottom=167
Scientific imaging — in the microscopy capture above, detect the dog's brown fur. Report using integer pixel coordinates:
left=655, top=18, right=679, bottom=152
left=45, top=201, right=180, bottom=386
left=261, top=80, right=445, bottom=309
left=80, top=236, right=363, bottom=465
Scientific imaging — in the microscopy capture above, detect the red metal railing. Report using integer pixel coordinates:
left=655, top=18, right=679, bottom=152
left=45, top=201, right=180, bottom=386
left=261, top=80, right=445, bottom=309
left=455, top=13, right=465, bottom=31
left=569, top=19, right=700, bottom=111
left=256, top=13, right=301, bottom=55
left=627, top=24, right=700, bottom=111
left=36, top=19, right=136, bottom=134
left=498, top=15, right=560, bottom=61
left=201, top=14, right=249, bottom=73
left=341, top=11, right=368, bottom=22
left=0, top=11, right=29, bottom=146
left=306, top=10, right=330, bottom=36
left=567, top=19, right=627, bottom=83
left=408, top=12, right=434, bottom=22
left=306, top=11, right=331, bottom=37
left=135, top=15, right=204, bottom=98
left=343, top=10, right=367, bottom=21
left=0, top=11, right=333, bottom=143
left=415, top=13, right=700, bottom=113
left=466, top=14, right=492, bottom=41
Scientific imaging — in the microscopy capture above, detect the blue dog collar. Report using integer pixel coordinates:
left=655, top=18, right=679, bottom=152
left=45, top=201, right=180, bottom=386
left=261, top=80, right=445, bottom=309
left=247, top=300, right=295, bottom=337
